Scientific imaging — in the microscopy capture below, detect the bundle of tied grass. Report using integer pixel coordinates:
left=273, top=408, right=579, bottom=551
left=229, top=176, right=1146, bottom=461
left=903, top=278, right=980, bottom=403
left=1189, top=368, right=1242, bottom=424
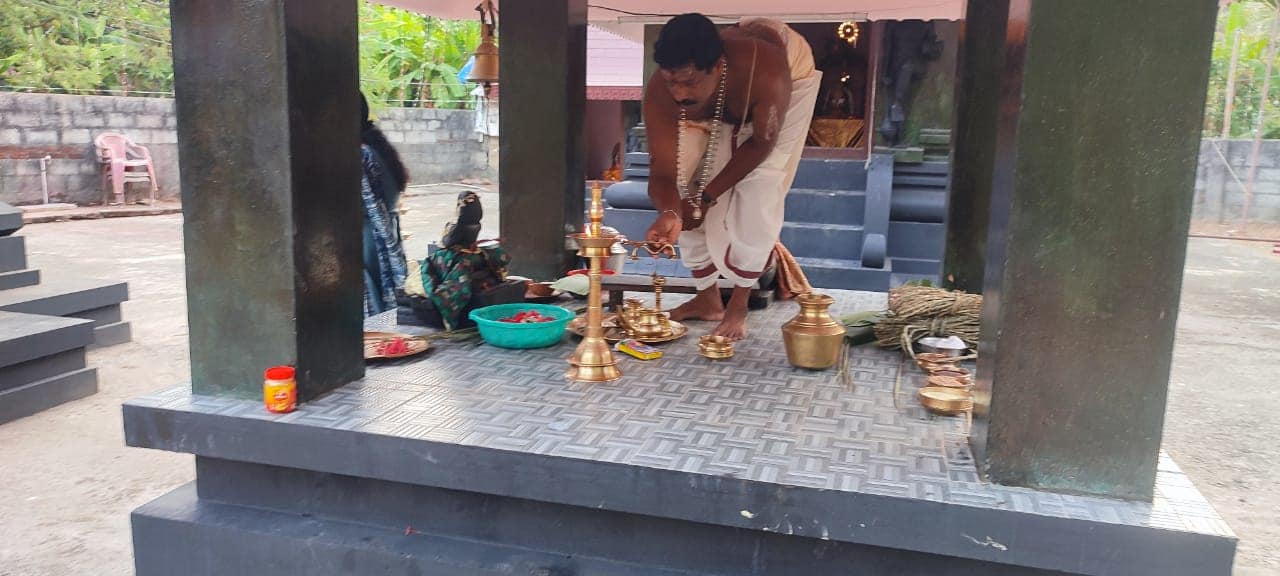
left=873, top=285, right=982, bottom=356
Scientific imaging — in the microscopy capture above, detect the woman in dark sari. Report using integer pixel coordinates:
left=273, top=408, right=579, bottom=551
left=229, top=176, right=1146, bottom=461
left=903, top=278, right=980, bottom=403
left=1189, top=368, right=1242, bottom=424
left=360, top=93, right=409, bottom=316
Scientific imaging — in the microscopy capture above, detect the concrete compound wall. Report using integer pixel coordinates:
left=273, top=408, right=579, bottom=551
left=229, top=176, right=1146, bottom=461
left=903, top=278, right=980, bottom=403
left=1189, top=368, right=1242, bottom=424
left=0, top=91, right=489, bottom=206
left=1195, top=138, right=1280, bottom=224
left=0, top=92, right=179, bottom=205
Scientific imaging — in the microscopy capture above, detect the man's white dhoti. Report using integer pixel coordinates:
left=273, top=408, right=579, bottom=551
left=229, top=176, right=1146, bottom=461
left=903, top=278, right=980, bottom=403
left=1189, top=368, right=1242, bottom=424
left=678, top=19, right=821, bottom=290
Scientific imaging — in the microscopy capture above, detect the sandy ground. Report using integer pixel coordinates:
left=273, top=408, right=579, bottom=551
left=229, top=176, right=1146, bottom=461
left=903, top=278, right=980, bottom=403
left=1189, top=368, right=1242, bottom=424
left=0, top=192, right=1275, bottom=574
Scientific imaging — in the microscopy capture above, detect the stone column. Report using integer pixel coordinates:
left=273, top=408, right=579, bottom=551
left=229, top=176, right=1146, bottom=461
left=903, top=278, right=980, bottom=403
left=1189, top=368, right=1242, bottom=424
left=498, top=0, right=588, bottom=280
left=171, top=0, right=363, bottom=400
left=970, top=0, right=1218, bottom=500
left=643, top=24, right=661, bottom=91
left=943, top=0, right=1009, bottom=293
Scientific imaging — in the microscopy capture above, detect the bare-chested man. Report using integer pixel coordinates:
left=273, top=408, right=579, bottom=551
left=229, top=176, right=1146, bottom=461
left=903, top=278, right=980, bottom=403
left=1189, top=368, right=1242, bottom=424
left=644, top=14, right=821, bottom=340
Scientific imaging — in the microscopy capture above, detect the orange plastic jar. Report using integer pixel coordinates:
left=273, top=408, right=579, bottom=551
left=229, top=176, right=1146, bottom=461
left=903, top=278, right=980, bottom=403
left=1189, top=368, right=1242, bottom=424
left=263, top=366, right=297, bottom=414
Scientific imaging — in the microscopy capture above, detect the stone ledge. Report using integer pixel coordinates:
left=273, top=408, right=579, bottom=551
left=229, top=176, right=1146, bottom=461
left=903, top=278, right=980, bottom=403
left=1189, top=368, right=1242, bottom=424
left=124, top=390, right=1237, bottom=576
left=0, top=311, right=93, bottom=368
left=0, top=367, right=96, bottom=424
left=0, top=277, right=128, bottom=318
left=133, top=483, right=697, bottom=576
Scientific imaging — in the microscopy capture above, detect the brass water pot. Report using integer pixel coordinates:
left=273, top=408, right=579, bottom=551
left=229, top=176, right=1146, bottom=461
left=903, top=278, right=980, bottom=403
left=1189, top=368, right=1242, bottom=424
left=781, top=293, right=846, bottom=369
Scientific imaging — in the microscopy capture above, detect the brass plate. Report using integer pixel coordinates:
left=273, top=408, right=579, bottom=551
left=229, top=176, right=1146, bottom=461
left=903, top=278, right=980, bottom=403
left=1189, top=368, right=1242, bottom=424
left=570, top=315, right=689, bottom=344
left=604, top=320, right=689, bottom=344
left=568, top=315, right=618, bottom=338
left=918, top=386, right=973, bottom=415
left=363, top=332, right=431, bottom=360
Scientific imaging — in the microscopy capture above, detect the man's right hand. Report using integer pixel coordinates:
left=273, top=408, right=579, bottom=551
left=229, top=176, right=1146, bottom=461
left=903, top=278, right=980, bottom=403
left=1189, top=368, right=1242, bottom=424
left=646, top=210, right=681, bottom=247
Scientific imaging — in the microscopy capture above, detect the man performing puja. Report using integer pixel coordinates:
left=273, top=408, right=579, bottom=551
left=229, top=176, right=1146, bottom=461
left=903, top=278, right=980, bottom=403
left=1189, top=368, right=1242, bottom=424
left=644, top=13, right=821, bottom=340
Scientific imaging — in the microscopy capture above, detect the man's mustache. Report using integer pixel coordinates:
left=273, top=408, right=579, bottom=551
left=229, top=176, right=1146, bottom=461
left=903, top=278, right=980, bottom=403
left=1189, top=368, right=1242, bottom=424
left=677, top=99, right=697, bottom=106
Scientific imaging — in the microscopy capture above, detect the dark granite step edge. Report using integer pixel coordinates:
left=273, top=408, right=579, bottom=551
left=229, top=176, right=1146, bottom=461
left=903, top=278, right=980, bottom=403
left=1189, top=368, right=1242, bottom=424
left=0, top=348, right=86, bottom=393
left=0, top=269, right=40, bottom=291
left=0, top=280, right=128, bottom=317
left=0, top=368, right=97, bottom=425
left=133, top=482, right=704, bottom=576
left=0, top=313, right=93, bottom=368
left=90, top=321, right=132, bottom=349
left=123, top=402, right=1237, bottom=576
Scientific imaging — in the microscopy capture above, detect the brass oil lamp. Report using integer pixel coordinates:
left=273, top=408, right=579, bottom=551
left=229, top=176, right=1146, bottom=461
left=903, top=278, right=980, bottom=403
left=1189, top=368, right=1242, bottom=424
left=614, top=242, right=678, bottom=340
left=566, top=183, right=622, bottom=383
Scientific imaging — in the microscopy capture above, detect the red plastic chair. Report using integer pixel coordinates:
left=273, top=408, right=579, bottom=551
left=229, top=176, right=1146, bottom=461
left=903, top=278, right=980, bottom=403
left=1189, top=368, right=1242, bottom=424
left=95, top=132, right=158, bottom=205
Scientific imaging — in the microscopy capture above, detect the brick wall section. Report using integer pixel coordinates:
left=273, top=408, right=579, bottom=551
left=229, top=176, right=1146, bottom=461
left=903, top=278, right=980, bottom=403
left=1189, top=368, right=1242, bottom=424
left=0, top=92, right=178, bottom=205
left=0, top=92, right=490, bottom=206
left=1196, top=138, right=1280, bottom=224
left=372, top=106, right=492, bottom=185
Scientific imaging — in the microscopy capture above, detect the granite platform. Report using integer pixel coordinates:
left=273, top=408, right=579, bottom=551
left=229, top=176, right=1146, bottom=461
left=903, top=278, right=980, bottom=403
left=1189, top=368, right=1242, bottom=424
left=124, top=291, right=1236, bottom=575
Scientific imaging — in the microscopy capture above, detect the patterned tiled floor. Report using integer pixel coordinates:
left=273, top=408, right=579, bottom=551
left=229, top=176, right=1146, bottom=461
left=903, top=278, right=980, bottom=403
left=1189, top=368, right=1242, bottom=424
left=131, top=291, right=1232, bottom=538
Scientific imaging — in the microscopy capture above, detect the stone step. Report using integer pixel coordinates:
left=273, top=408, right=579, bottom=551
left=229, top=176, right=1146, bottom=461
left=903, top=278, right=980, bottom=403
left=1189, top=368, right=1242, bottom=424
left=0, top=367, right=97, bottom=425
left=793, top=256, right=892, bottom=292
left=784, top=188, right=866, bottom=225
left=0, top=203, right=21, bottom=236
left=134, top=483, right=701, bottom=576
left=0, top=236, right=27, bottom=273
left=0, top=348, right=86, bottom=393
left=0, top=277, right=128, bottom=318
left=890, top=187, right=948, bottom=223
left=892, top=174, right=949, bottom=188
left=0, top=268, right=39, bottom=291
left=0, top=278, right=131, bottom=347
left=891, top=272, right=943, bottom=288
left=893, top=160, right=950, bottom=176
left=918, top=132, right=952, bottom=146
left=73, top=303, right=123, bottom=327
left=779, top=222, right=863, bottom=261
left=888, top=221, right=946, bottom=261
left=888, top=257, right=943, bottom=277
left=0, top=311, right=94, bottom=369
left=92, top=321, right=132, bottom=349
left=792, top=158, right=868, bottom=191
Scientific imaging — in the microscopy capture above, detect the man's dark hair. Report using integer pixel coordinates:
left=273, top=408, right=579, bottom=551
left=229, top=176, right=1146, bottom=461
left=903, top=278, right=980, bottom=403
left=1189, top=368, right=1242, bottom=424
left=654, top=13, right=723, bottom=72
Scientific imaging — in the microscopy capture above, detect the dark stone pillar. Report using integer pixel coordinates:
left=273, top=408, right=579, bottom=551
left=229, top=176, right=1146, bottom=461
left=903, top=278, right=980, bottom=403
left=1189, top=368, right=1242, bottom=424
left=499, top=0, right=588, bottom=280
left=171, top=0, right=363, bottom=400
left=970, top=0, right=1218, bottom=500
left=943, top=0, right=1009, bottom=293
left=643, top=24, right=661, bottom=90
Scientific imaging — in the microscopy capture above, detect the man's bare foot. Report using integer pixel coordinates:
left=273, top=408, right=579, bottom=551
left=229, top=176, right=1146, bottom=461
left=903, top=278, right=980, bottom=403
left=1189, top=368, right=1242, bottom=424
left=712, top=306, right=748, bottom=340
left=712, top=286, right=751, bottom=340
left=669, top=287, right=724, bottom=322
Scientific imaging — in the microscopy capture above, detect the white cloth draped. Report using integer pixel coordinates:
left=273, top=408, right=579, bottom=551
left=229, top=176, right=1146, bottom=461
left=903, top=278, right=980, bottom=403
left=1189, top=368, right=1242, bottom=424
left=678, top=20, right=822, bottom=290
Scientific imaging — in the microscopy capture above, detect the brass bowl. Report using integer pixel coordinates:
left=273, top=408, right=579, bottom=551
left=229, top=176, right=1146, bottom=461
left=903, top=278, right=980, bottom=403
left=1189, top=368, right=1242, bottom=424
left=918, top=386, right=973, bottom=415
left=926, top=374, right=970, bottom=389
left=916, top=352, right=963, bottom=364
left=932, top=367, right=971, bottom=378
left=699, top=335, right=735, bottom=360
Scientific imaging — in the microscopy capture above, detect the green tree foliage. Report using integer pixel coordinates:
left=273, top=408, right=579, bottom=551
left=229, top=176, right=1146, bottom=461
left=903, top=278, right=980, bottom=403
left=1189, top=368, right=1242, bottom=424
left=0, top=0, right=173, bottom=94
left=1206, top=0, right=1280, bottom=138
left=0, top=0, right=480, bottom=109
left=358, top=2, right=480, bottom=110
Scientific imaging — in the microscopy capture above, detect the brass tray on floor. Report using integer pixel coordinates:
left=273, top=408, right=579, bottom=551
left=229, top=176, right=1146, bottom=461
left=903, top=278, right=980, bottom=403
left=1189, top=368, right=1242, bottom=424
left=604, top=320, right=689, bottom=344
left=568, top=314, right=618, bottom=336
left=363, top=331, right=431, bottom=360
left=569, top=315, right=689, bottom=344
